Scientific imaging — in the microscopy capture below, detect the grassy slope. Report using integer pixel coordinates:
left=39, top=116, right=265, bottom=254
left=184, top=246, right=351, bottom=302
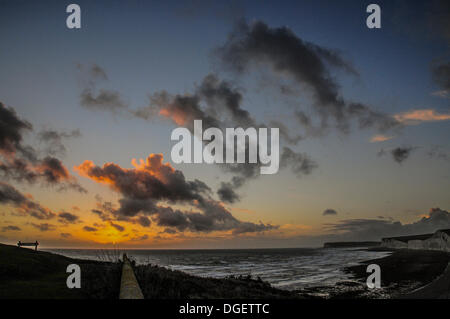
left=0, top=243, right=121, bottom=299
left=134, top=263, right=299, bottom=299
left=0, top=243, right=299, bottom=299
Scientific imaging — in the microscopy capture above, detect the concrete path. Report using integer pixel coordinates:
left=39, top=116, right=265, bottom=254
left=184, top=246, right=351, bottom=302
left=119, top=254, right=144, bottom=299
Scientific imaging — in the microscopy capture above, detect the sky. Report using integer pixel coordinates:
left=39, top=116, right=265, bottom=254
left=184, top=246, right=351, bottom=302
left=0, top=0, right=449, bottom=249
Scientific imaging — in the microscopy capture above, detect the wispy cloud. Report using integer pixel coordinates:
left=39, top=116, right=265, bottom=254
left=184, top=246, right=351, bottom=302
left=323, top=209, right=338, bottom=216
left=31, top=223, right=56, bottom=232
left=370, top=134, right=394, bottom=143
left=431, top=90, right=449, bottom=99
left=1, top=225, right=21, bottom=232
left=323, top=208, right=450, bottom=241
left=393, top=109, right=450, bottom=124
left=378, top=146, right=417, bottom=164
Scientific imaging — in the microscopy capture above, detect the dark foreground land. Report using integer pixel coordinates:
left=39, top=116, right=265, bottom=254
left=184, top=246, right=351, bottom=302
left=1, top=243, right=449, bottom=299
left=0, top=243, right=297, bottom=299
left=0, top=243, right=121, bottom=299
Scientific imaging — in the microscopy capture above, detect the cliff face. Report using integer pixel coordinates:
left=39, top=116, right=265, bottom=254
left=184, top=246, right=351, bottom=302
left=381, top=239, right=407, bottom=249
left=382, top=230, right=450, bottom=252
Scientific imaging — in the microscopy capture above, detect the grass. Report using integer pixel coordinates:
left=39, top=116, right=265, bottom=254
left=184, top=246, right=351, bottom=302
left=134, top=263, right=299, bottom=299
left=0, top=243, right=121, bottom=299
left=0, top=243, right=299, bottom=299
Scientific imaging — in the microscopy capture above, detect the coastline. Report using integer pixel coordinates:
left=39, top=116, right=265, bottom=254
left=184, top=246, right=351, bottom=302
left=305, top=248, right=450, bottom=299
left=1, top=243, right=449, bottom=299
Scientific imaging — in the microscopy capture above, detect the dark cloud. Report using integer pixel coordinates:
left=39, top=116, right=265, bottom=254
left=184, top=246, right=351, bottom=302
left=75, top=154, right=276, bottom=234
left=80, top=88, right=127, bottom=112
left=216, top=20, right=352, bottom=106
left=89, top=64, right=108, bottom=81
left=58, top=211, right=79, bottom=224
left=76, top=154, right=211, bottom=204
left=38, top=157, right=70, bottom=183
left=134, top=74, right=254, bottom=128
left=269, top=120, right=302, bottom=145
left=83, top=226, right=97, bottom=232
left=37, top=128, right=81, bottom=156
left=91, top=198, right=116, bottom=221
left=323, top=209, right=338, bottom=216
left=37, top=157, right=86, bottom=192
left=31, top=223, right=56, bottom=232
left=1, top=225, right=21, bottom=232
left=78, top=64, right=127, bottom=112
left=217, top=182, right=240, bottom=204
left=137, top=216, right=151, bottom=227
left=84, top=63, right=318, bottom=201
left=138, top=90, right=220, bottom=130
left=347, top=103, right=400, bottom=132
left=215, top=20, right=400, bottom=134
left=0, top=181, right=29, bottom=204
left=91, top=209, right=108, bottom=220
left=391, top=147, right=415, bottom=164
left=153, top=206, right=189, bottom=230
left=280, top=147, right=317, bottom=177
left=60, top=233, right=72, bottom=238
left=231, top=221, right=278, bottom=235
left=0, top=102, right=32, bottom=156
left=77, top=63, right=108, bottom=82
left=0, top=103, right=86, bottom=193
left=131, top=234, right=149, bottom=241
left=77, top=19, right=405, bottom=206
left=0, top=155, right=87, bottom=193
left=83, top=23, right=400, bottom=204
left=323, top=208, right=450, bottom=241
left=216, top=145, right=317, bottom=201
left=378, top=146, right=416, bottom=164
left=197, top=74, right=255, bottom=127
left=135, top=74, right=309, bottom=201
left=110, top=222, right=125, bottom=232
left=0, top=182, right=55, bottom=220
left=293, top=111, right=329, bottom=138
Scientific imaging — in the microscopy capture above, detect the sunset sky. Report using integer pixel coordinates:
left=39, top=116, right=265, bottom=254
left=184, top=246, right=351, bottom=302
left=1, top=0, right=449, bottom=248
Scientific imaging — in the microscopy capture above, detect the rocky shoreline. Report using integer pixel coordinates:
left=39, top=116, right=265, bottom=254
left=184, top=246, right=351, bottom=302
left=295, top=248, right=450, bottom=299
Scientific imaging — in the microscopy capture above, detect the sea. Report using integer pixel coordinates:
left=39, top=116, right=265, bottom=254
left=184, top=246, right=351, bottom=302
left=45, top=247, right=391, bottom=291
